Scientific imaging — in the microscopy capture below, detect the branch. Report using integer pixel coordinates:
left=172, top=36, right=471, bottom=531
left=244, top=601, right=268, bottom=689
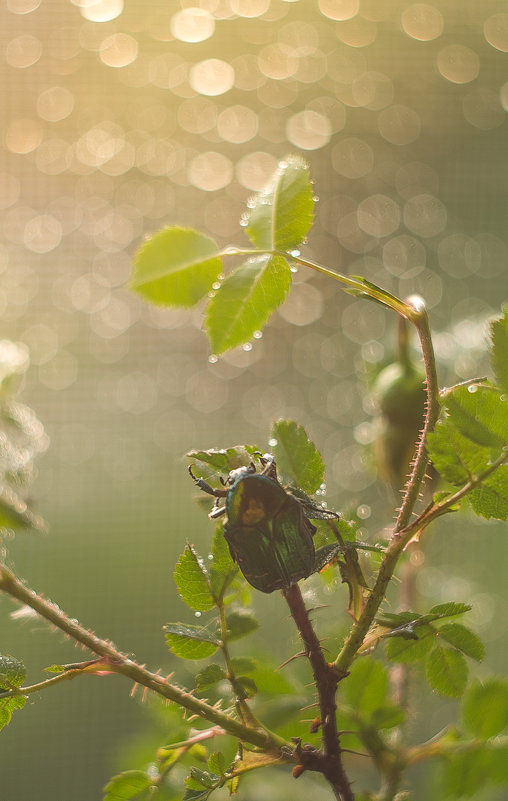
left=283, top=584, right=354, bottom=801
left=0, top=563, right=288, bottom=755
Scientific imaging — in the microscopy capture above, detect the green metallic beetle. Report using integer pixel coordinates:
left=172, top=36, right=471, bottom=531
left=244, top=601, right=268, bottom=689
left=189, top=454, right=340, bottom=594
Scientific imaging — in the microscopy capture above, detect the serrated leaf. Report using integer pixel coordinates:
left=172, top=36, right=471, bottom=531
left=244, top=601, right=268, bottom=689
left=165, top=624, right=220, bottom=660
left=183, top=789, right=212, bottom=801
left=0, top=694, right=26, bottom=731
left=245, top=154, right=314, bottom=251
left=225, top=610, right=259, bottom=641
left=385, top=626, right=435, bottom=663
left=271, top=420, right=324, bottom=494
left=427, top=420, right=492, bottom=486
left=209, top=525, right=237, bottom=597
left=187, top=446, right=259, bottom=478
left=206, top=254, right=291, bottom=354
left=462, top=678, right=508, bottom=738
left=195, top=663, right=226, bottom=692
left=207, top=752, right=226, bottom=777
left=427, top=602, right=472, bottom=620
left=131, top=227, right=221, bottom=308
left=437, top=623, right=485, bottom=661
left=343, top=657, right=388, bottom=714
left=426, top=645, right=468, bottom=697
left=102, top=771, right=153, bottom=801
left=174, top=544, right=216, bottom=612
left=189, top=767, right=216, bottom=788
left=490, top=308, right=508, bottom=393
left=468, top=465, right=508, bottom=520
left=0, top=654, right=26, bottom=689
left=444, top=384, right=508, bottom=448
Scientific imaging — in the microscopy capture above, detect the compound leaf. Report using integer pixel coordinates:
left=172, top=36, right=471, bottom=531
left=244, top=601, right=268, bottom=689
left=490, top=308, right=508, bottom=393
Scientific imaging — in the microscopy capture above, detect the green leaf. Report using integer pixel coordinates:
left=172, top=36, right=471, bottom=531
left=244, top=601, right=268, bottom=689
left=462, top=678, right=508, bottom=738
left=188, top=767, right=216, bottom=788
left=0, top=695, right=26, bottom=731
left=444, top=384, right=508, bottom=448
left=385, top=626, right=435, bottom=663
left=225, top=610, right=259, bottom=640
left=183, top=789, right=212, bottom=801
left=131, top=227, right=221, bottom=307
left=245, top=154, right=314, bottom=251
left=343, top=657, right=388, bottom=715
left=195, top=663, right=226, bottom=692
left=0, top=654, right=26, bottom=689
left=426, top=645, right=468, bottom=698
left=370, top=704, right=405, bottom=730
left=490, top=308, right=508, bottom=393
left=174, top=544, right=216, bottom=612
left=427, top=602, right=472, bottom=620
left=165, top=624, right=220, bottom=660
left=230, top=656, right=257, bottom=674
left=209, top=525, right=237, bottom=597
left=206, top=254, right=291, bottom=354
left=442, top=746, right=492, bottom=799
left=271, top=420, right=325, bottom=494
left=251, top=666, right=295, bottom=695
left=468, top=465, right=508, bottom=520
left=437, top=623, right=485, bottom=662
left=186, top=446, right=259, bottom=478
left=103, top=771, right=153, bottom=801
left=427, top=420, right=492, bottom=485
left=207, top=752, right=226, bottom=777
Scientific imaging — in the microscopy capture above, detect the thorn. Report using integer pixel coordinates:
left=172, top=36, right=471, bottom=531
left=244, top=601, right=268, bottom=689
left=278, top=651, right=306, bottom=669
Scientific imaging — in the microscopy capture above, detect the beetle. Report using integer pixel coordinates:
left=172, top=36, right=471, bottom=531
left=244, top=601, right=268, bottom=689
left=188, top=454, right=340, bottom=594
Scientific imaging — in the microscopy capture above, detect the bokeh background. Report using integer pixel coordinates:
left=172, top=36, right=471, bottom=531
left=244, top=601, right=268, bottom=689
left=1, top=0, right=507, bottom=799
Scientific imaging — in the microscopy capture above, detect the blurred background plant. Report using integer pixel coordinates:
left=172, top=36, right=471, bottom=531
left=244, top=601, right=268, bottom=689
left=1, top=1, right=507, bottom=799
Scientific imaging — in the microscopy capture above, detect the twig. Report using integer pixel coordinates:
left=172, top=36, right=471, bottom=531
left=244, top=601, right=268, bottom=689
left=0, top=563, right=288, bottom=755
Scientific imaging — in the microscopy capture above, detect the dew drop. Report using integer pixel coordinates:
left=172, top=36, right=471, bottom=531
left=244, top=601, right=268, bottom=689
left=212, top=281, right=221, bottom=290
left=268, top=437, right=278, bottom=447
left=290, top=264, right=299, bottom=273
left=207, top=290, right=216, bottom=298
left=278, top=160, right=288, bottom=169
left=208, top=354, right=218, bottom=363
left=289, top=249, right=300, bottom=257
left=357, top=504, right=371, bottom=519
left=242, top=342, right=252, bottom=351
left=253, top=330, right=263, bottom=339
left=313, top=195, right=320, bottom=202
left=194, top=611, right=202, bottom=618
left=467, top=384, right=478, bottom=393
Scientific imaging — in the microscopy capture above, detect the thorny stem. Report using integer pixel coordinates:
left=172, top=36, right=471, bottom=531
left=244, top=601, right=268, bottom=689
left=334, top=298, right=440, bottom=683
left=283, top=584, right=354, bottom=801
left=0, top=563, right=288, bottom=755
left=217, top=599, right=260, bottom=728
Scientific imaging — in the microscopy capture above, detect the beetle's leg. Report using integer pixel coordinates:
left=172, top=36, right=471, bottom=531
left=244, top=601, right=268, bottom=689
left=188, top=465, right=228, bottom=498
left=209, top=503, right=227, bottom=519
left=258, top=452, right=278, bottom=481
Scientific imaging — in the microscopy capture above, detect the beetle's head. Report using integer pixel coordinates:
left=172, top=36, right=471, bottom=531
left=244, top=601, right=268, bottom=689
left=226, top=463, right=256, bottom=485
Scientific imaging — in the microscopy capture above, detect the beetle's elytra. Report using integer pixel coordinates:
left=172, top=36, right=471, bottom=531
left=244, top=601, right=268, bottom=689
left=189, top=454, right=338, bottom=593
